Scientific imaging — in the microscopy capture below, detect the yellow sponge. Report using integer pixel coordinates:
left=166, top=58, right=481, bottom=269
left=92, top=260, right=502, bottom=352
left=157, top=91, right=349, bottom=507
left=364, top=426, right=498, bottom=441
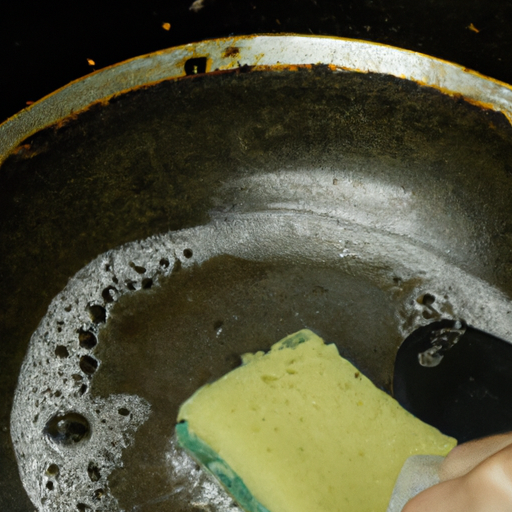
left=176, top=329, right=456, bottom=512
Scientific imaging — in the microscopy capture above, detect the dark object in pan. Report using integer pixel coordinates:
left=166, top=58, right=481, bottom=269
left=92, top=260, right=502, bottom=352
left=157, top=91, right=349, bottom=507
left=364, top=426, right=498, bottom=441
left=394, top=321, right=512, bottom=444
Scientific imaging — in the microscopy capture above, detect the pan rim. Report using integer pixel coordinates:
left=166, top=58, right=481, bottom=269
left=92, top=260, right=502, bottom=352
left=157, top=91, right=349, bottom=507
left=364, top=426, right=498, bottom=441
left=1, top=33, right=512, bottom=165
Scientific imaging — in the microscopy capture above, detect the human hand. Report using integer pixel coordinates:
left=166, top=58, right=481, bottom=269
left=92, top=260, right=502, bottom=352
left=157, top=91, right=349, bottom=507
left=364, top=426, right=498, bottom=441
left=403, top=433, right=512, bottom=512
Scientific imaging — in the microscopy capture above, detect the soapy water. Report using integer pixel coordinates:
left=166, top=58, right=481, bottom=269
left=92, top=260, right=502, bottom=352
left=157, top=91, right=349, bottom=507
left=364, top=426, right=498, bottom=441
left=418, top=320, right=467, bottom=368
left=165, top=436, right=242, bottom=512
left=10, top=211, right=512, bottom=511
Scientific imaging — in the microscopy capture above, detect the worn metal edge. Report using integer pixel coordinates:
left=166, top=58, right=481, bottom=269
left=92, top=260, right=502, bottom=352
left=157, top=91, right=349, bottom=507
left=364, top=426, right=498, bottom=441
left=1, top=33, right=512, bottom=165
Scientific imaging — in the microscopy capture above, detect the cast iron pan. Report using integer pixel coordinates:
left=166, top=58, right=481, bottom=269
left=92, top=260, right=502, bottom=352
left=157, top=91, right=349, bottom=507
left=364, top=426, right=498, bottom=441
left=2, top=32, right=512, bottom=511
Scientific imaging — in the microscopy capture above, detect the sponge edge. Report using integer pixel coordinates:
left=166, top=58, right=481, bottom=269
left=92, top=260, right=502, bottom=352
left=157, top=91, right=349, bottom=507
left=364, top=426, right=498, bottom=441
left=176, top=422, right=270, bottom=512
left=176, top=329, right=457, bottom=512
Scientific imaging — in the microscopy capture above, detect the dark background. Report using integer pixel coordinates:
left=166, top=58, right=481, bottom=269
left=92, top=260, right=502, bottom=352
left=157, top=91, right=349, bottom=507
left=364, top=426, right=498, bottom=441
left=1, top=1, right=512, bottom=510
left=1, top=0, right=512, bottom=124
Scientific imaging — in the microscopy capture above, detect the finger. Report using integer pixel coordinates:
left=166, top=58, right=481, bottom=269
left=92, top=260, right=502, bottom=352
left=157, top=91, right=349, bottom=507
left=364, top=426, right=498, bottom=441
left=404, top=442, right=512, bottom=512
left=440, top=431, right=512, bottom=481
left=402, top=477, right=467, bottom=512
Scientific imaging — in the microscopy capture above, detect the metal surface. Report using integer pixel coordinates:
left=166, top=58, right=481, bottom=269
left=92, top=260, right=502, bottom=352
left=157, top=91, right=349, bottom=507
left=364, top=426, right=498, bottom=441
left=2, top=35, right=512, bottom=511
left=2, top=34, right=512, bottom=165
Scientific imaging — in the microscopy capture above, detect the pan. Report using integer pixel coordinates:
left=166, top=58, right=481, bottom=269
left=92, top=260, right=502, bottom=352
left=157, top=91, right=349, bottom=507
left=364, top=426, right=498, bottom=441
left=1, top=35, right=512, bottom=511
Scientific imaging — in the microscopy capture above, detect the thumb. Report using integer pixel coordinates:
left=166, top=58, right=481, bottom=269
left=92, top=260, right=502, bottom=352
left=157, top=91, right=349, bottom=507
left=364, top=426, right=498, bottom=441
left=440, top=432, right=512, bottom=481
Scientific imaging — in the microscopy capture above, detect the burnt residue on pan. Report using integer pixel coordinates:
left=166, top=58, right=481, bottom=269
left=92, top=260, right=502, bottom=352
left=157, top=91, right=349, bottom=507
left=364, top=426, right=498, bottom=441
left=3, top=66, right=512, bottom=510
left=12, top=211, right=512, bottom=510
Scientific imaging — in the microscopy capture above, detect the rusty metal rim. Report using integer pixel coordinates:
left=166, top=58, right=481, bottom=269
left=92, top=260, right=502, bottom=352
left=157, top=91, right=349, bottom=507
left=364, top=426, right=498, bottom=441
left=1, top=33, right=512, bottom=165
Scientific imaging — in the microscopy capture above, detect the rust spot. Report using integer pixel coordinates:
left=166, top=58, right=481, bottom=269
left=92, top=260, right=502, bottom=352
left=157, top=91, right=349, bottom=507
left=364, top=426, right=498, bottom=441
left=13, top=143, right=32, bottom=155
left=408, top=78, right=510, bottom=124
left=11, top=141, right=47, bottom=160
left=463, top=97, right=498, bottom=113
left=54, top=112, right=80, bottom=130
left=252, top=64, right=307, bottom=73
left=222, top=46, right=240, bottom=58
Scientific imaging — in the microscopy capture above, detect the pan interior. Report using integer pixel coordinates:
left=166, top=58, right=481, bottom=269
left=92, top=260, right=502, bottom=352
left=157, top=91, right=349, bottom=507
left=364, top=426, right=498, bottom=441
left=5, top=66, right=512, bottom=511
left=12, top=211, right=512, bottom=511
left=95, top=214, right=512, bottom=511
